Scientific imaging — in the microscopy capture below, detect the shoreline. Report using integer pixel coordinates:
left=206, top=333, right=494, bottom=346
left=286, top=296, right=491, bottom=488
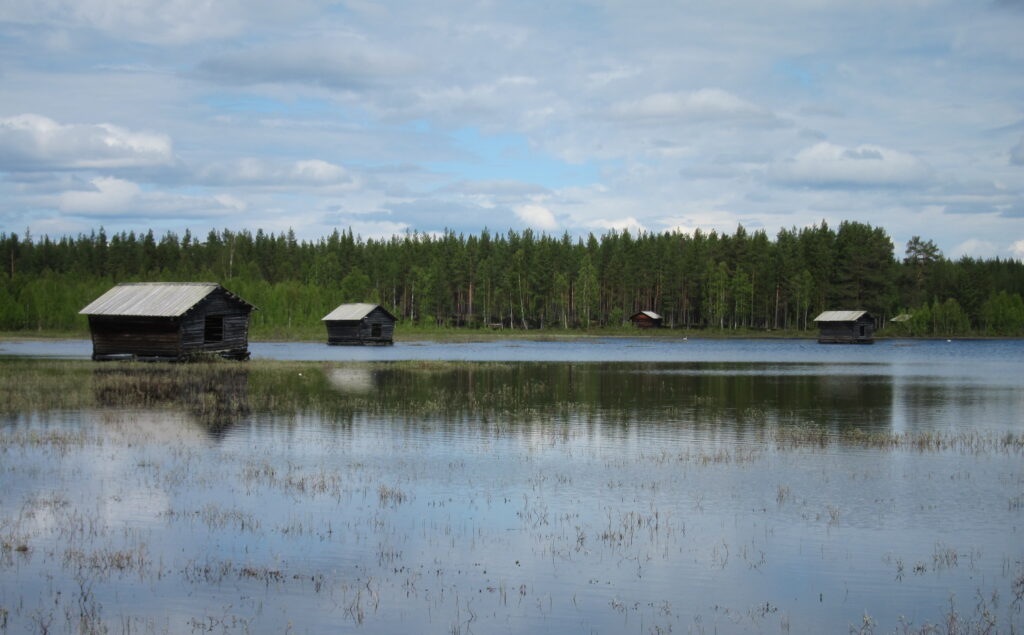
left=2, top=330, right=1021, bottom=344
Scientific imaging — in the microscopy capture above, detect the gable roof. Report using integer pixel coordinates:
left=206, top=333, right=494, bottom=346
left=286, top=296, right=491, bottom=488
left=80, top=282, right=254, bottom=317
left=322, top=303, right=395, bottom=322
left=813, top=310, right=871, bottom=322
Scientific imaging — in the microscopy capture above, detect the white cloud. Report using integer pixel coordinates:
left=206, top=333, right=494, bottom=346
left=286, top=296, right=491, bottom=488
left=1, top=0, right=1022, bottom=261
left=213, top=194, right=247, bottom=211
left=27, top=215, right=91, bottom=237
left=1010, top=240, right=1024, bottom=260
left=0, top=0, right=326, bottom=45
left=58, top=176, right=139, bottom=214
left=403, top=76, right=552, bottom=126
left=950, top=237, right=1000, bottom=259
left=440, top=180, right=550, bottom=197
left=197, top=158, right=360, bottom=188
left=57, top=177, right=245, bottom=217
left=609, top=89, right=777, bottom=124
left=772, top=142, right=930, bottom=187
left=661, top=223, right=702, bottom=236
left=586, top=216, right=647, bottom=234
left=197, top=35, right=418, bottom=87
left=345, top=220, right=412, bottom=241
left=514, top=204, right=558, bottom=231
left=0, top=114, right=174, bottom=170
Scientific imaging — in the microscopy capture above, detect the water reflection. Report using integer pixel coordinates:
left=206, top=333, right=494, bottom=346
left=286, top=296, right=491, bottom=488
left=3, top=359, right=1018, bottom=440
left=1, top=357, right=1022, bottom=634
left=91, top=365, right=250, bottom=437
left=326, top=367, right=378, bottom=394
left=297, top=363, right=899, bottom=435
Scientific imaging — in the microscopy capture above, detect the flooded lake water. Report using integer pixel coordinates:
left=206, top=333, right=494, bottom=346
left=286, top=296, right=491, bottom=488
left=3, top=335, right=1024, bottom=368
left=1, top=339, right=1022, bottom=633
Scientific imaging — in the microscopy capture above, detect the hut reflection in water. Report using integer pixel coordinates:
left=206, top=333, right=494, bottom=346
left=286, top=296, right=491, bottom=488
left=92, top=364, right=250, bottom=436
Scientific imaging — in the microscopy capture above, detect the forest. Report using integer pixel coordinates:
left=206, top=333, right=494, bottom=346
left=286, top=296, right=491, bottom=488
left=1, top=221, right=1023, bottom=337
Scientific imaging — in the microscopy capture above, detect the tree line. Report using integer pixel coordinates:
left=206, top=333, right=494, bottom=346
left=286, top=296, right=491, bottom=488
left=1, top=222, right=1022, bottom=336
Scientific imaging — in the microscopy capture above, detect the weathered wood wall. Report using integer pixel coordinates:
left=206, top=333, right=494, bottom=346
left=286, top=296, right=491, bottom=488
left=817, top=319, right=874, bottom=344
left=630, top=315, right=662, bottom=328
left=89, top=288, right=252, bottom=361
left=89, top=316, right=181, bottom=359
left=326, top=307, right=395, bottom=345
left=179, top=289, right=253, bottom=359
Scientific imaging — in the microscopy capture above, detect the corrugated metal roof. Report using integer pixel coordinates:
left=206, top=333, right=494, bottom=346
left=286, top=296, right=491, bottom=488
left=80, top=283, right=221, bottom=317
left=813, top=310, right=870, bottom=322
left=639, top=310, right=662, bottom=320
left=322, top=303, right=382, bottom=321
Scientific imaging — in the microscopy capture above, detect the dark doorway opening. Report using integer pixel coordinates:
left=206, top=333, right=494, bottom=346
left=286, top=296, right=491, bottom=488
left=205, top=315, right=224, bottom=343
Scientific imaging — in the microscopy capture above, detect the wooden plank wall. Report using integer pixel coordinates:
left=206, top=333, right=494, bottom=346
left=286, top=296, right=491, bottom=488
left=89, top=316, right=181, bottom=358
left=326, top=308, right=395, bottom=345
left=179, top=290, right=252, bottom=358
left=631, top=316, right=661, bottom=328
left=817, top=320, right=874, bottom=343
left=89, top=289, right=253, bottom=360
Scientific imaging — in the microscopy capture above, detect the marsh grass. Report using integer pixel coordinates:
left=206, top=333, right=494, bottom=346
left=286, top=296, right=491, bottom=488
left=0, top=534, right=30, bottom=561
left=769, top=426, right=1024, bottom=454
left=159, top=505, right=261, bottom=533
left=62, top=545, right=150, bottom=580
left=2, top=357, right=1023, bottom=632
left=378, top=485, right=408, bottom=506
left=4, top=359, right=1023, bottom=456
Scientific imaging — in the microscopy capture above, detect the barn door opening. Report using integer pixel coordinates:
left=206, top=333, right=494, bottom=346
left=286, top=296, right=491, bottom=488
left=371, top=323, right=382, bottom=338
left=205, top=315, right=224, bottom=343
left=859, top=325, right=866, bottom=337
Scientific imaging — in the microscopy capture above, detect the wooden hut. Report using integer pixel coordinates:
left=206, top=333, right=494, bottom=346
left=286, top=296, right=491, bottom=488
left=812, top=310, right=875, bottom=344
left=80, top=282, right=256, bottom=361
left=322, top=303, right=396, bottom=345
left=629, top=310, right=663, bottom=328
left=888, top=313, right=912, bottom=335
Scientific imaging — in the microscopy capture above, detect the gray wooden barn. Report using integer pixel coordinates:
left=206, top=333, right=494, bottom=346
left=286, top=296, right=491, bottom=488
left=812, top=310, right=875, bottom=344
left=629, top=310, right=663, bottom=328
left=322, top=303, right=396, bottom=345
left=80, top=282, right=257, bottom=361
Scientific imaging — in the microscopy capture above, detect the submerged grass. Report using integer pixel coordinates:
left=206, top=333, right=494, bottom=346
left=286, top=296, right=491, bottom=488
left=769, top=425, right=1024, bottom=453
left=2, top=358, right=1023, bottom=455
left=1, top=357, right=1022, bottom=633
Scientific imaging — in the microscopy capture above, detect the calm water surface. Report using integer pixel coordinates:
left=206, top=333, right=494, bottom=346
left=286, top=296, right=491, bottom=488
left=0, top=339, right=1022, bottom=633
left=3, top=335, right=1023, bottom=367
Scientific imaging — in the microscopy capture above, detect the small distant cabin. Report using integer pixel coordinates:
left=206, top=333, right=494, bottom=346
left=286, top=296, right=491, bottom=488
left=812, top=310, right=875, bottom=344
left=629, top=310, right=663, bottom=328
left=80, top=282, right=257, bottom=361
left=322, top=303, right=396, bottom=346
left=889, top=313, right=913, bottom=334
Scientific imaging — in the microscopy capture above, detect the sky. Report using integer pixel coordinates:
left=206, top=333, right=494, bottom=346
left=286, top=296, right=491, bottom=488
left=1, top=0, right=1023, bottom=260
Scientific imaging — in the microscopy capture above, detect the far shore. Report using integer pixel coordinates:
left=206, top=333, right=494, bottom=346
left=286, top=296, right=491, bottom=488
left=1, top=327, right=1017, bottom=344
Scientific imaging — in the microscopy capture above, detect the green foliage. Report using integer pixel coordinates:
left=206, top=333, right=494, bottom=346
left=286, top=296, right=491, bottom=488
left=980, top=291, right=1024, bottom=335
left=576, top=252, right=599, bottom=328
left=607, top=306, right=624, bottom=327
left=903, top=235, right=942, bottom=307
left=1, top=223, right=1022, bottom=337
left=905, top=297, right=971, bottom=336
left=932, top=298, right=971, bottom=336
left=832, top=221, right=896, bottom=313
left=339, top=267, right=373, bottom=303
